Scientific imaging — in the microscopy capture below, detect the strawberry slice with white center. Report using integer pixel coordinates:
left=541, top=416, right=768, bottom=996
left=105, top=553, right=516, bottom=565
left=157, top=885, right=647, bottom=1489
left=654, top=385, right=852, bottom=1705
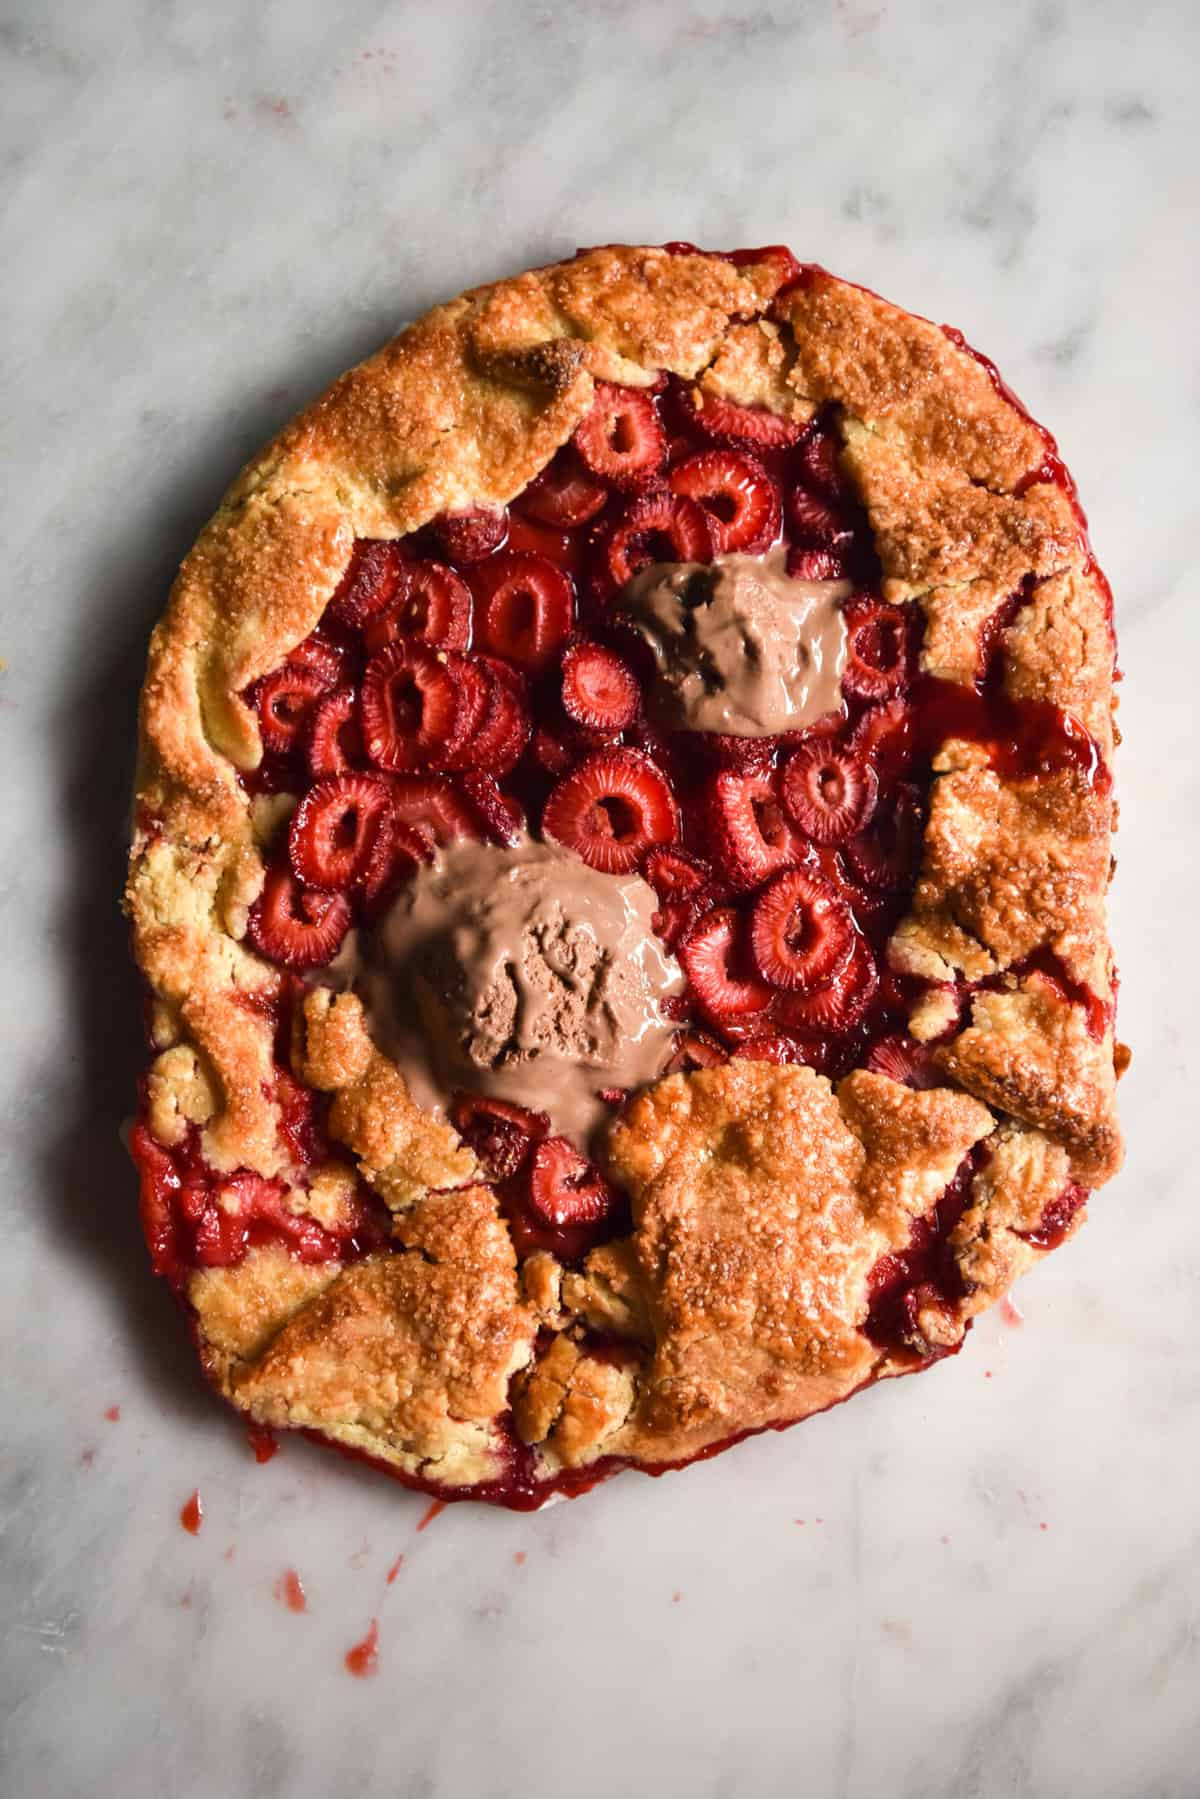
left=432, top=507, right=508, bottom=564
left=780, top=741, right=878, bottom=845
left=686, top=387, right=805, bottom=449
left=246, top=866, right=351, bottom=969
left=841, top=596, right=916, bottom=702
left=255, top=664, right=336, bottom=755
left=364, top=561, right=472, bottom=654
left=307, top=686, right=363, bottom=778
left=326, top=539, right=406, bottom=627
left=542, top=749, right=679, bottom=874
left=668, top=449, right=781, bottom=554
left=527, top=1137, right=617, bottom=1228
left=705, top=767, right=806, bottom=891
left=573, top=384, right=666, bottom=491
left=450, top=1094, right=550, bottom=1181
left=288, top=773, right=395, bottom=891
left=472, top=551, right=575, bottom=670
left=518, top=449, right=609, bottom=527
left=777, top=935, right=879, bottom=1033
left=559, top=641, right=641, bottom=732
left=748, top=867, right=856, bottom=993
left=359, top=641, right=473, bottom=771
left=678, top=907, right=774, bottom=1023
left=601, top=491, right=714, bottom=588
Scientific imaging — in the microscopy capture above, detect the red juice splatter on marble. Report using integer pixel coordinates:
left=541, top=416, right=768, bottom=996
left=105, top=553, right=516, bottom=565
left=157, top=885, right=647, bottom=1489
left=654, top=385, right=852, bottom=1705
left=345, top=1619, right=380, bottom=1678
left=180, top=1490, right=203, bottom=1535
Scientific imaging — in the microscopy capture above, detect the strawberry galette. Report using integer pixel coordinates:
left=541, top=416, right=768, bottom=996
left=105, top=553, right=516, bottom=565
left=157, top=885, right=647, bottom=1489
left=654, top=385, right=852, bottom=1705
left=126, top=245, right=1124, bottom=1508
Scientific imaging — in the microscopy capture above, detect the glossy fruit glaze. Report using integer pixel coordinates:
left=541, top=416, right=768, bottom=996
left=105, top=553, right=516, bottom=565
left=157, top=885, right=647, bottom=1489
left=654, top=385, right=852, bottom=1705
left=131, top=245, right=1114, bottom=1508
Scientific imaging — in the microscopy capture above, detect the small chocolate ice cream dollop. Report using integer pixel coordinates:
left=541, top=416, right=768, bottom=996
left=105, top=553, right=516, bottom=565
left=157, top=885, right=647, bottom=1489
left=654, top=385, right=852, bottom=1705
left=620, top=546, right=850, bottom=737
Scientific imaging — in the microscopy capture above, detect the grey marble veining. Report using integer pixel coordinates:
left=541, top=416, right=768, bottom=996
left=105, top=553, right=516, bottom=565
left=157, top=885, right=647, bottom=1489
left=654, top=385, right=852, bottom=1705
left=2, top=2, right=1198, bottom=1794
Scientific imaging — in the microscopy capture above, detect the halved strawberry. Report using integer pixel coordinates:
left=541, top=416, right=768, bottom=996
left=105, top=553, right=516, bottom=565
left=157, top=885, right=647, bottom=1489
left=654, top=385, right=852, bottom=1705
left=666, top=1029, right=729, bottom=1074
left=560, top=641, right=641, bottom=731
left=573, top=384, right=666, bottom=491
left=472, top=551, right=574, bottom=670
left=601, top=492, right=714, bottom=588
left=777, top=935, right=879, bottom=1032
left=288, top=774, right=394, bottom=891
left=787, top=546, right=851, bottom=581
left=794, top=423, right=850, bottom=503
left=748, top=867, right=855, bottom=992
left=864, top=1035, right=943, bottom=1089
left=705, top=768, right=805, bottom=891
left=255, top=664, right=335, bottom=755
left=458, top=773, right=525, bottom=846
left=432, top=507, right=508, bottom=565
left=445, top=656, right=531, bottom=775
left=528, top=1137, right=616, bottom=1228
left=844, top=784, right=924, bottom=891
left=542, top=749, right=678, bottom=874
left=668, top=449, right=781, bottom=554
left=841, top=596, right=915, bottom=702
left=780, top=742, right=878, bottom=844
left=451, top=1093, right=550, bottom=1180
left=786, top=487, right=853, bottom=550
left=246, top=866, right=351, bottom=969
left=518, top=449, right=608, bottom=527
left=686, top=386, right=804, bottom=449
left=307, top=686, right=362, bottom=778
left=326, top=539, right=406, bottom=627
left=364, top=561, right=472, bottom=654
left=387, top=775, right=481, bottom=851
left=359, top=641, right=471, bottom=771
left=678, top=907, right=773, bottom=1022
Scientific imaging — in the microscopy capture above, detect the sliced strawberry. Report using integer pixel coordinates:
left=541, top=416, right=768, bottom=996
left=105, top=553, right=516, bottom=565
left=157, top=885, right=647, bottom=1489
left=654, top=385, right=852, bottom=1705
left=749, top=867, right=855, bottom=992
left=445, top=656, right=531, bottom=775
left=387, top=775, right=481, bottom=851
left=678, top=907, right=773, bottom=1023
left=700, top=732, right=777, bottom=775
left=560, top=641, right=641, bottom=731
left=780, top=742, right=878, bottom=845
left=642, top=844, right=716, bottom=903
left=246, top=866, right=351, bottom=969
left=326, top=539, right=406, bottom=627
left=786, top=487, right=853, bottom=550
left=364, top=561, right=472, bottom=654
left=850, top=697, right=916, bottom=783
left=130, top=1121, right=183, bottom=1282
left=528, top=1137, right=616, bottom=1228
left=665, top=1029, right=729, bottom=1074
left=288, top=773, right=393, bottom=891
left=573, top=384, right=666, bottom=491
left=358, top=816, right=428, bottom=915
left=518, top=449, right=608, bottom=527
left=542, top=748, right=678, bottom=874
left=735, top=1033, right=809, bottom=1065
left=287, top=633, right=348, bottom=685
left=432, top=507, right=508, bottom=565
left=844, top=784, right=924, bottom=892
left=787, top=546, right=851, bottom=581
left=668, top=449, right=781, bottom=554
left=528, top=724, right=574, bottom=777
left=359, top=641, right=471, bottom=772
left=451, top=1094, right=550, bottom=1180
left=504, top=511, right=582, bottom=576
left=841, top=596, right=915, bottom=702
left=458, top=773, right=525, bottom=846
left=255, top=664, right=335, bottom=755
left=308, top=686, right=362, bottom=778
left=601, top=491, right=714, bottom=588
left=794, top=423, right=850, bottom=503
left=472, top=551, right=574, bottom=670
left=864, top=1035, right=943, bottom=1089
left=705, top=768, right=806, bottom=891
left=777, top=935, right=879, bottom=1032
left=686, top=386, right=804, bottom=449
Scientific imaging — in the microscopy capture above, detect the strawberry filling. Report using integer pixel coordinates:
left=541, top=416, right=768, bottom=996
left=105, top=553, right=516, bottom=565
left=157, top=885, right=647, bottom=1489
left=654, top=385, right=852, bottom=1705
left=472, top=551, right=574, bottom=669
left=517, top=449, right=608, bottom=528
left=542, top=748, right=678, bottom=875
left=360, top=641, right=473, bottom=771
left=705, top=767, right=806, bottom=890
left=527, top=1137, right=617, bottom=1228
left=841, top=596, right=916, bottom=702
left=289, top=774, right=394, bottom=891
left=365, top=561, right=472, bottom=654
left=308, top=686, right=363, bottom=778
left=326, top=539, right=406, bottom=627
left=748, top=868, right=856, bottom=993
left=601, top=492, right=714, bottom=588
left=450, top=1094, right=550, bottom=1181
left=255, top=664, right=336, bottom=755
left=246, top=867, right=351, bottom=969
left=560, top=641, right=641, bottom=732
left=432, top=507, right=508, bottom=565
left=573, top=384, right=667, bottom=490
left=678, top=908, right=773, bottom=1023
left=780, top=742, right=878, bottom=844
left=668, top=449, right=781, bottom=554
left=686, top=387, right=805, bottom=449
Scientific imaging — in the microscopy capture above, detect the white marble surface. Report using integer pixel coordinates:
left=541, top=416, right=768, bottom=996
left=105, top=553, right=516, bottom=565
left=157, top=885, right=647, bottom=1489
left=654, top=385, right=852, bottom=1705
left=3, top=1, right=1197, bottom=1793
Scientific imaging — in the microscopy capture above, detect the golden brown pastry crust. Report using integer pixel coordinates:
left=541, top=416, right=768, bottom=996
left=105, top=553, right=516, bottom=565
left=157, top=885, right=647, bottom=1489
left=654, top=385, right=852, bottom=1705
left=126, top=247, right=1122, bottom=1497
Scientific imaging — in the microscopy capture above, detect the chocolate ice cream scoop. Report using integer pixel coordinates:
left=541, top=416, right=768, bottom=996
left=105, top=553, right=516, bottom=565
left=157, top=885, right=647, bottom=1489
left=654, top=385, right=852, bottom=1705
left=354, top=840, right=683, bottom=1149
left=620, top=546, right=850, bottom=737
